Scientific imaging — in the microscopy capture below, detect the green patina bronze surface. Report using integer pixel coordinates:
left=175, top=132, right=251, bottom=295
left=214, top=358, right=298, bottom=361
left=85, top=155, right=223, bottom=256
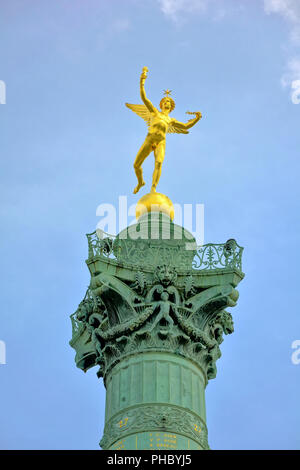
left=70, top=213, right=244, bottom=450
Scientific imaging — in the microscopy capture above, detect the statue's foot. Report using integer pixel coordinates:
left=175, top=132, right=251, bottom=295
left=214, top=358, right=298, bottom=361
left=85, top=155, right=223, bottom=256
left=133, top=181, right=145, bottom=194
left=150, top=185, right=157, bottom=194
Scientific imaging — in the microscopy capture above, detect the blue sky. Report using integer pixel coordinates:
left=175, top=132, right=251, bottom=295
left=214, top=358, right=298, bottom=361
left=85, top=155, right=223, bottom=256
left=0, top=0, right=300, bottom=450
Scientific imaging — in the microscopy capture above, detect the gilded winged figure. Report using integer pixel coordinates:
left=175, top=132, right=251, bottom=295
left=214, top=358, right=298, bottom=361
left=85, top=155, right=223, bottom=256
left=126, top=67, right=202, bottom=194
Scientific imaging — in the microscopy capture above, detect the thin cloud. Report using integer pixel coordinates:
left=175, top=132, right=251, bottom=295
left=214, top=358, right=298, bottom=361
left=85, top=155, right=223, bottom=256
left=264, top=0, right=300, bottom=42
left=158, top=0, right=208, bottom=22
left=264, top=0, right=300, bottom=101
left=111, top=18, right=131, bottom=33
left=96, top=18, right=131, bottom=51
left=157, top=0, right=232, bottom=24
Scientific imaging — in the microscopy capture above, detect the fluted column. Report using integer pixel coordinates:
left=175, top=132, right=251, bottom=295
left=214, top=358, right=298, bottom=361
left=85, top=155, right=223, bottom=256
left=102, top=351, right=207, bottom=450
left=70, top=213, right=244, bottom=450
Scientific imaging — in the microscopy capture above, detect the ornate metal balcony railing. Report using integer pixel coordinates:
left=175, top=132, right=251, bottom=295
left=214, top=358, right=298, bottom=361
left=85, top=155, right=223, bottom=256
left=86, top=231, right=243, bottom=272
left=192, top=239, right=243, bottom=271
left=87, top=231, right=115, bottom=260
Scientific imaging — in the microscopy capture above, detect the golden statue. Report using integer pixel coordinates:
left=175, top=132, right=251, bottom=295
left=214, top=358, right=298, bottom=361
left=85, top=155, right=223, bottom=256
left=126, top=67, right=202, bottom=195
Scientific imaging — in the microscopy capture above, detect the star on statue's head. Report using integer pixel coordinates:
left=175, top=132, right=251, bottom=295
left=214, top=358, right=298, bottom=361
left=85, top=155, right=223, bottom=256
left=163, top=89, right=172, bottom=97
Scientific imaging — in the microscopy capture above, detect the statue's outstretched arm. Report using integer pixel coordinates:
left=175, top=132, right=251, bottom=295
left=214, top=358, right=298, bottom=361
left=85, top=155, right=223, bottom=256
left=140, top=67, right=156, bottom=113
left=174, top=112, right=202, bottom=130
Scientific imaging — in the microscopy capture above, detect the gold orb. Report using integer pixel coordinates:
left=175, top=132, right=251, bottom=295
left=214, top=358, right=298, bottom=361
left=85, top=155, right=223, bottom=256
left=136, top=192, right=175, bottom=221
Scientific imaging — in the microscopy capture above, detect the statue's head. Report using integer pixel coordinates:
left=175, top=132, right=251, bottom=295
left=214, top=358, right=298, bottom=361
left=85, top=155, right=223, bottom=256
left=160, top=90, right=175, bottom=113
left=159, top=97, right=175, bottom=113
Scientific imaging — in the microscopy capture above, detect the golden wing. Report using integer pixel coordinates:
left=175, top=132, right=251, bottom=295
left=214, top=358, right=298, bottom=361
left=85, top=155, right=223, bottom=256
left=125, top=103, right=153, bottom=126
left=167, top=121, right=189, bottom=135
